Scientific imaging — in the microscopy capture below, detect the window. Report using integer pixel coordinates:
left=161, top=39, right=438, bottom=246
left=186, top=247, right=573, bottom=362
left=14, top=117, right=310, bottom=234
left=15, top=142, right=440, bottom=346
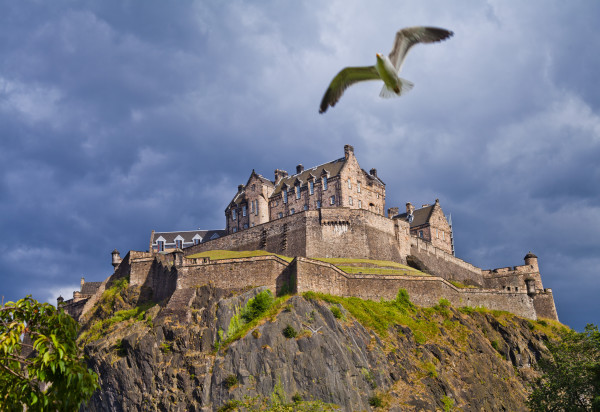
left=283, top=189, right=288, bottom=204
left=316, top=200, right=321, bottom=209
left=357, top=182, right=361, bottom=193
left=251, top=223, right=255, bottom=227
left=232, top=209, right=237, bottom=220
left=194, top=238, right=201, bottom=245
left=296, top=185, right=301, bottom=199
left=251, top=201, right=254, bottom=214
left=176, top=239, right=183, bottom=248
left=233, top=227, right=237, bottom=233
left=358, top=200, right=362, bottom=208
left=436, top=229, right=439, bottom=238
left=278, top=212, right=283, bottom=218
left=347, top=178, right=351, bottom=189
left=243, top=205, right=247, bottom=217
left=349, top=196, right=353, bottom=205
left=255, top=200, right=259, bottom=215
left=377, top=193, right=379, bottom=199
left=418, top=230, right=424, bottom=238
left=290, top=208, right=295, bottom=215
left=243, top=223, right=248, bottom=229
left=330, top=195, right=335, bottom=205
left=303, top=204, right=308, bottom=211
left=252, top=184, right=255, bottom=191
left=323, top=176, right=328, bottom=190
left=157, top=241, right=164, bottom=252
left=309, top=181, right=314, bottom=195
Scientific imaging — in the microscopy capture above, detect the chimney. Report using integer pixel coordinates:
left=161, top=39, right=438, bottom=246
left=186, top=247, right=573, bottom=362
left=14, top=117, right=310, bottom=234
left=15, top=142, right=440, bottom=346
left=369, top=168, right=377, bottom=177
left=387, top=207, right=399, bottom=218
left=406, top=202, right=415, bottom=215
left=422, top=204, right=430, bottom=208
left=344, top=144, right=354, bottom=159
left=238, top=184, right=244, bottom=192
left=296, top=164, right=304, bottom=174
left=274, top=169, right=288, bottom=182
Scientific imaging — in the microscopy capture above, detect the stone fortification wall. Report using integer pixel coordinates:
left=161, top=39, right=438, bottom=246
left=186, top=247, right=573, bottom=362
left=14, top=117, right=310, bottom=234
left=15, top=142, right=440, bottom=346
left=532, top=291, right=559, bottom=321
left=294, top=257, right=541, bottom=320
left=185, top=208, right=410, bottom=264
left=410, top=237, right=483, bottom=285
left=184, top=212, right=308, bottom=258
left=175, top=255, right=291, bottom=296
left=482, top=264, right=543, bottom=292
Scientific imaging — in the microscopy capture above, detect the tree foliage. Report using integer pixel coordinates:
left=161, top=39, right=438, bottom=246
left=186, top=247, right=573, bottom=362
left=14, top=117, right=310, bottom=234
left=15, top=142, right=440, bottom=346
left=528, top=323, right=600, bottom=411
left=0, top=295, right=98, bottom=410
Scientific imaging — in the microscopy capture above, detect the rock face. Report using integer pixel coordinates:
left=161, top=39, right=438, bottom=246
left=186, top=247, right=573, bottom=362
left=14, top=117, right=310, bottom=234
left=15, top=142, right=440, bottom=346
left=82, top=285, right=554, bottom=411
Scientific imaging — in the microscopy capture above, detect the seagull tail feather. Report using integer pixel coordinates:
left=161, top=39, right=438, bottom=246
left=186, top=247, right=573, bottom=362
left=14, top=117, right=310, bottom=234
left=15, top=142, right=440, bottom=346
left=379, top=78, right=414, bottom=99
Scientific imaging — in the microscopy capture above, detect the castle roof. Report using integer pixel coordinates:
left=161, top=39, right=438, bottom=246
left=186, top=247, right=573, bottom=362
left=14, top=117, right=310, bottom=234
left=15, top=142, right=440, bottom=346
left=151, top=230, right=226, bottom=244
left=81, top=281, right=102, bottom=296
left=395, top=204, right=435, bottom=228
left=271, top=157, right=346, bottom=196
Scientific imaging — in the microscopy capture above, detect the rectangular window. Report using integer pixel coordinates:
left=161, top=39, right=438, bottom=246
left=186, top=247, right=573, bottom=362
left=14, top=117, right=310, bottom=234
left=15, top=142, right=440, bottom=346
left=243, top=223, right=248, bottom=229
left=303, top=204, right=308, bottom=211
left=347, top=178, right=351, bottom=189
left=358, top=200, right=362, bottom=208
left=357, top=182, right=361, bottom=193
left=323, top=176, right=328, bottom=190
left=283, top=189, right=288, bottom=204
left=194, top=238, right=200, bottom=245
left=349, top=196, right=353, bottom=205
left=290, top=208, right=295, bottom=215
left=330, top=195, right=335, bottom=205
left=243, top=205, right=247, bottom=217
left=255, top=200, right=259, bottom=215
left=232, top=209, right=237, bottom=220
left=157, top=241, right=164, bottom=252
left=176, top=239, right=182, bottom=248
left=309, top=181, right=314, bottom=195
left=296, top=186, right=301, bottom=199
left=316, top=200, right=321, bottom=209
left=278, top=212, right=283, bottom=218
left=418, top=230, right=424, bottom=238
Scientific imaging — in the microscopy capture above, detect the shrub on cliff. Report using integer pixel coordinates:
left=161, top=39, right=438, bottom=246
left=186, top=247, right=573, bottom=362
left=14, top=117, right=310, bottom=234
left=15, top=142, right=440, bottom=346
left=528, top=323, right=600, bottom=411
left=0, top=296, right=99, bottom=410
left=242, top=290, right=274, bottom=323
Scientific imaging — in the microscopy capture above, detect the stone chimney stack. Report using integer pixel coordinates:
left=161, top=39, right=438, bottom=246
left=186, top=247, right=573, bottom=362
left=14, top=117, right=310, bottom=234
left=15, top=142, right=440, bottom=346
left=344, top=144, right=354, bottom=159
left=406, top=202, right=415, bottom=215
left=238, top=185, right=244, bottom=192
left=274, top=169, right=288, bottom=183
left=369, top=168, right=377, bottom=177
left=387, top=207, right=399, bottom=218
left=296, top=164, right=304, bottom=174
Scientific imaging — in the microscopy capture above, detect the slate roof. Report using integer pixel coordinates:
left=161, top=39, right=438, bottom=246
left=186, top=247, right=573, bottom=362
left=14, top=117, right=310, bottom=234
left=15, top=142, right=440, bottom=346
left=151, top=230, right=226, bottom=244
left=395, top=204, right=435, bottom=228
left=81, top=282, right=102, bottom=296
left=271, top=157, right=346, bottom=196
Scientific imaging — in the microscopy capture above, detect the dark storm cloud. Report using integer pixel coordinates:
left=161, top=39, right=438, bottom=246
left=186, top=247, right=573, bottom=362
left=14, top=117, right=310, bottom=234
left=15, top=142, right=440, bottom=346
left=1, top=1, right=598, bottom=331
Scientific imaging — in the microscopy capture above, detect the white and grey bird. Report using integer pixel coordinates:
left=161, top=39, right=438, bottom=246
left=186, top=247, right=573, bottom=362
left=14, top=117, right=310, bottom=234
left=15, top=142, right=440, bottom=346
left=319, top=26, right=453, bottom=114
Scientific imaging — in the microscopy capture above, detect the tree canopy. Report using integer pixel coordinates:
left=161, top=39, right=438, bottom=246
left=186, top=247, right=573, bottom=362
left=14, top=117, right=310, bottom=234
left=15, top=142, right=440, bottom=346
left=0, top=295, right=98, bottom=411
left=528, top=323, right=600, bottom=411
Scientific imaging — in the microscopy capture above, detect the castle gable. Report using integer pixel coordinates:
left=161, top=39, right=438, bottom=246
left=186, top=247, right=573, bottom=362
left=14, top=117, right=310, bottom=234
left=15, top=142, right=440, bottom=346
left=270, top=157, right=346, bottom=197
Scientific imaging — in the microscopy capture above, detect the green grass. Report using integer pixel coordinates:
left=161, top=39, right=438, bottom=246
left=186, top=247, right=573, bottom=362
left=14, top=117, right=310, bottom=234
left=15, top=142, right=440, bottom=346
left=313, top=257, right=427, bottom=276
left=448, top=280, right=478, bottom=289
left=187, top=249, right=294, bottom=262
left=303, top=290, right=439, bottom=343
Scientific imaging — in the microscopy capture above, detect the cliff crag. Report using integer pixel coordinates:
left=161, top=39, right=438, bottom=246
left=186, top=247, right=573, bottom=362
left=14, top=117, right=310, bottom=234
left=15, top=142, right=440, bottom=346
left=80, top=282, right=561, bottom=411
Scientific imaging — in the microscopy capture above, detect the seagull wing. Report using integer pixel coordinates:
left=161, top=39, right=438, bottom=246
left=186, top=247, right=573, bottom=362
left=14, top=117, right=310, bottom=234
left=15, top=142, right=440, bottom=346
left=319, top=66, right=380, bottom=113
left=388, top=26, right=453, bottom=72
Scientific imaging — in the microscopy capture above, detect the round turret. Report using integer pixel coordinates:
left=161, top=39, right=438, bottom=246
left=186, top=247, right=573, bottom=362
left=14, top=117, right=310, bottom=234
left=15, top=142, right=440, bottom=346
left=112, top=249, right=122, bottom=270
left=524, top=251, right=539, bottom=271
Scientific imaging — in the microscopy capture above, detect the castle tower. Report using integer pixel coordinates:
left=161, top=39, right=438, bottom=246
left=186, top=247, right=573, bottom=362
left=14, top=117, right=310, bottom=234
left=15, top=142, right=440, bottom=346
left=112, top=249, right=122, bottom=271
left=524, top=251, right=539, bottom=272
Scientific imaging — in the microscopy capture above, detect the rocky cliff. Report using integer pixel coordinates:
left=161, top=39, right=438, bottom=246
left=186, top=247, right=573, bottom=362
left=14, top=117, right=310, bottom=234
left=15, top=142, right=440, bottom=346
left=79, top=280, right=562, bottom=411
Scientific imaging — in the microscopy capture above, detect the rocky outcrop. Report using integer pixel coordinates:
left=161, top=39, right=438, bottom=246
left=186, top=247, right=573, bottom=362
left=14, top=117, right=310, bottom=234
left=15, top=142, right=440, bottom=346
left=82, top=285, right=556, bottom=411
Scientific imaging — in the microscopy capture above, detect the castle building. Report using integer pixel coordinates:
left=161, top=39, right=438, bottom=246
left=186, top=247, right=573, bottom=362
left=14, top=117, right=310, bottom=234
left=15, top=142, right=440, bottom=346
left=225, top=145, right=385, bottom=235
left=150, top=229, right=226, bottom=253
left=394, top=200, right=454, bottom=255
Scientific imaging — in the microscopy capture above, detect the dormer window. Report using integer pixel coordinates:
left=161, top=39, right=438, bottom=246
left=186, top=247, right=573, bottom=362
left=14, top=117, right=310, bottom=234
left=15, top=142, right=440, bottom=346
left=296, top=185, right=301, bottom=199
left=194, top=238, right=201, bottom=245
left=323, top=176, right=328, bottom=190
left=176, top=239, right=183, bottom=249
left=309, top=181, right=314, bottom=195
left=157, top=240, right=164, bottom=252
left=283, top=188, right=288, bottom=204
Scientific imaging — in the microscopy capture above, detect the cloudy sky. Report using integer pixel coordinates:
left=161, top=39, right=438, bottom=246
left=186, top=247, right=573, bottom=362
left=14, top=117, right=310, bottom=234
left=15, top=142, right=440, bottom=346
left=1, top=1, right=598, bottom=331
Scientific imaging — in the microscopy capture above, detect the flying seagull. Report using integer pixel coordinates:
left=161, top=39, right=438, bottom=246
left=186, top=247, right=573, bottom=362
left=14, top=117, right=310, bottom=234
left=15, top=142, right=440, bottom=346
left=319, top=26, right=453, bottom=114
